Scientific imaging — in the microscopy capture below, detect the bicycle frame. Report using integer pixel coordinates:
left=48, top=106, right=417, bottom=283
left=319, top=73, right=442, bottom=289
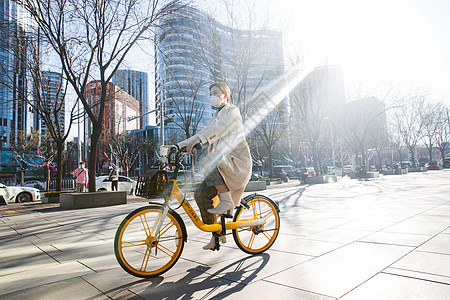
left=149, top=147, right=266, bottom=241
left=168, top=179, right=266, bottom=232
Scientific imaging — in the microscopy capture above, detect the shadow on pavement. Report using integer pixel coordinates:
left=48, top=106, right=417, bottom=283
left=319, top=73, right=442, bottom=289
left=102, top=254, right=271, bottom=299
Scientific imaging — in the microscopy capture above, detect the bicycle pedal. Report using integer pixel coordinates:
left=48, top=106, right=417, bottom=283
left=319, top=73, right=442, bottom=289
left=222, top=213, right=233, bottom=218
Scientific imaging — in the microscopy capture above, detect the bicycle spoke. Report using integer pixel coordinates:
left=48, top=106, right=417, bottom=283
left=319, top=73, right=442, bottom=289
left=157, top=222, right=175, bottom=240
left=157, top=243, right=175, bottom=257
left=247, top=233, right=256, bottom=249
left=140, top=247, right=151, bottom=271
left=251, top=202, right=258, bottom=219
left=140, top=215, right=151, bottom=237
left=262, top=231, right=272, bottom=240
left=122, top=240, right=147, bottom=248
left=263, top=210, right=275, bottom=220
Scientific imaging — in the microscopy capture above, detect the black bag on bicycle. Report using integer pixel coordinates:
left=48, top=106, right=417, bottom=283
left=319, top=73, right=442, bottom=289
left=135, top=168, right=168, bottom=198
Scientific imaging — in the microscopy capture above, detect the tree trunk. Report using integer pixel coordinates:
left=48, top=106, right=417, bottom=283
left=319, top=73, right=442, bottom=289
left=409, top=146, right=416, bottom=168
left=427, top=144, right=433, bottom=163
left=268, top=150, right=273, bottom=178
left=312, top=142, right=320, bottom=175
left=88, top=126, right=102, bottom=192
left=55, top=140, right=64, bottom=191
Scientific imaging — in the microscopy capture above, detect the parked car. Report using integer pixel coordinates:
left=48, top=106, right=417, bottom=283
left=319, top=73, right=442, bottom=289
left=444, top=158, right=450, bottom=169
left=95, top=175, right=136, bottom=194
left=401, top=161, right=412, bottom=169
left=0, top=183, right=41, bottom=203
left=273, top=165, right=300, bottom=180
left=343, top=165, right=354, bottom=175
left=427, top=161, right=439, bottom=170
left=327, top=166, right=342, bottom=176
left=250, top=173, right=263, bottom=181
left=306, top=167, right=316, bottom=176
left=21, top=180, right=46, bottom=191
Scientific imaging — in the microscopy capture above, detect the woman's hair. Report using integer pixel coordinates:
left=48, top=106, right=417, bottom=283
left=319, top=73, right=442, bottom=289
left=209, top=82, right=231, bottom=101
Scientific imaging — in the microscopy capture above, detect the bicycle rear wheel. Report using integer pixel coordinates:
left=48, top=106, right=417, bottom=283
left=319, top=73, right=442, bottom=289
left=232, top=195, right=280, bottom=254
left=114, top=205, right=186, bottom=278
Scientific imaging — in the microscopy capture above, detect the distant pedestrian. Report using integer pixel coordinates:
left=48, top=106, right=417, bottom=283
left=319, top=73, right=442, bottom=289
left=109, top=165, right=119, bottom=191
left=71, top=161, right=88, bottom=192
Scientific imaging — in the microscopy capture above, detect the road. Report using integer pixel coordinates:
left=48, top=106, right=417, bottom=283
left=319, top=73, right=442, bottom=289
left=0, top=170, right=449, bottom=299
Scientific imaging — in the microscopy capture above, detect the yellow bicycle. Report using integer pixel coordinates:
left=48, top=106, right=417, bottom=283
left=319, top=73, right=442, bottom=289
left=114, top=146, right=280, bottom=278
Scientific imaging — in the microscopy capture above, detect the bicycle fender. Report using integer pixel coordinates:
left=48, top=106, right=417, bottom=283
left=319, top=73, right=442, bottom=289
left=240, top=193, right=281, bottom=212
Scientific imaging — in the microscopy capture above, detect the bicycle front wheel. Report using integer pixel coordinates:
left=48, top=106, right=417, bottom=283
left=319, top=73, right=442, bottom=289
left=232, top=195, right=280, bottom=254
left=114, top=205, right=186, bottom=278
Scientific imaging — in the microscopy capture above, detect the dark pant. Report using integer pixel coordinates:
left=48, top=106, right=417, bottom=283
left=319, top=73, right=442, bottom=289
left=194, top=182, right=218, bottom=224
left=111, top=180, right=118, bottom=191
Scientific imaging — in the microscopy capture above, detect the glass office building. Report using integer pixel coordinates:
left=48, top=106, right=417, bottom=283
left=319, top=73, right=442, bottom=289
left=112, top=69, right=149, bottom=129
left=38, top=71, right=65, bottom=136
left=155, top=3, right=286, bottom=144
left=0, top=0, right=30, bottom=149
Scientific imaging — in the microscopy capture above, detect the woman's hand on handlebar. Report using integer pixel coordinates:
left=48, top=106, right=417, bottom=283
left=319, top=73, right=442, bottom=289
left=186, top=137, right=201, bottom=155
left=166, top=145, right=178, bottom=157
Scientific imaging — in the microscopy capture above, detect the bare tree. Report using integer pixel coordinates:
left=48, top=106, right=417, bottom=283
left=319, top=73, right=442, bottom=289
left=0, top=18, right=82, bottom=191
left=421, top=101, right=444, bottom=163
left=19, top=0, right=181, bottom=191
left=338, top=97, right=388, bottom=167
left=390, top=92, right=428, bottom=168
left=252, top=97, right=288, bottom=177
left=435, top=106, right=450, bottom=165
left=289, top=65, right=344, bottom=175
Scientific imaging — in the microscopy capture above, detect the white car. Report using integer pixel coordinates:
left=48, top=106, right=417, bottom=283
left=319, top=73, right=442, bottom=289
left=22, top=180, right=46, bottom=191
left=0, top=183, right=41, bottom=203
left=327, top=166, right=343, bottom=176
left=95, top=175, right=136, bottom=194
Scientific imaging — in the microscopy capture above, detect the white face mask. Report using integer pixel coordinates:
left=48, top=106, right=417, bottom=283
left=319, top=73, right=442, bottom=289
left=210, top=95, right=222, bottom=108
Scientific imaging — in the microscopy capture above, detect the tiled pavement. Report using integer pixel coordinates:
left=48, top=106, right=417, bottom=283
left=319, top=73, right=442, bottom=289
left=1, top=170, right=449, bottom=299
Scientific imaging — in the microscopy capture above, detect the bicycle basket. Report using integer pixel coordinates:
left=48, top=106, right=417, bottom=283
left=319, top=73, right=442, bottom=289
left=135, top=169, right=168, bottom=199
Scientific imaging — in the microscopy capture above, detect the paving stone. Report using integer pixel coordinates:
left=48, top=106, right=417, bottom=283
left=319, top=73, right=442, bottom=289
left=359, top=231, right=433, bottom=247
left=337, top=218, right=398, bottom=231
left=0, top=261, right=94, bottom=296
left=384, top=267, right=450, bottom=285
left=416, top=233, right=450, bottom=255
left=218, top=279, right=335, bottom=300
left=390, top=250, right=450, bottom=278
left=199, top=250, right=313, bottom=285
left=46, top=241, right=111, bottom=261
left=270, top=236, right=344, bottom=256
left=0, top=242, right=59, bottom=277
left=83, top=260, right=203, bottom=298
left=382, top=220, right=449, bottom=235
left=263, top=259, right=376, bottom=298
left=127, top=265, right=237, bottom=299
left=307, top=228, right=373, bottom=244
left=280, top=225, right=329, bottom=236
left=340, top=272, right=450, bottom=300
left=312, top=241, right=414, bottom=271
left=0, top=276, right=105, bottom=300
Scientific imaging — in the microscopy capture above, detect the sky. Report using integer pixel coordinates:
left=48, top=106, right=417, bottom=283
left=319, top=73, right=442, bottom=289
left=265, top=0, right=450, bottom=102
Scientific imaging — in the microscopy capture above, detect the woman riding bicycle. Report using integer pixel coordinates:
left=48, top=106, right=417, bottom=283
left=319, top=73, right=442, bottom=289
left=170, top=82, right=252, bottom=250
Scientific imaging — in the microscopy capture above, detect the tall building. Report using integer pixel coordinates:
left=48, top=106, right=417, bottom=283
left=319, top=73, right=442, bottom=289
left=112, top=69, right=149, bottom=129
left=0, top=0, right=30, bottom=149
left=85, top=81, right=140, bottom=136
left=154, top=3, right=287, bottom=143
left=38, top=71, right=65, bottom=136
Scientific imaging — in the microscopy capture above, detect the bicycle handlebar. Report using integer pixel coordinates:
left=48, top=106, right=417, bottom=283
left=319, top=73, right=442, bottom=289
left=167, top=143, right=202, bottom=180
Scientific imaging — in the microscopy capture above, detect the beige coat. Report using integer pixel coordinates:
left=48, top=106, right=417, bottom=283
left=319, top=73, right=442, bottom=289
left=179, top=103, right=252, bottom=205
